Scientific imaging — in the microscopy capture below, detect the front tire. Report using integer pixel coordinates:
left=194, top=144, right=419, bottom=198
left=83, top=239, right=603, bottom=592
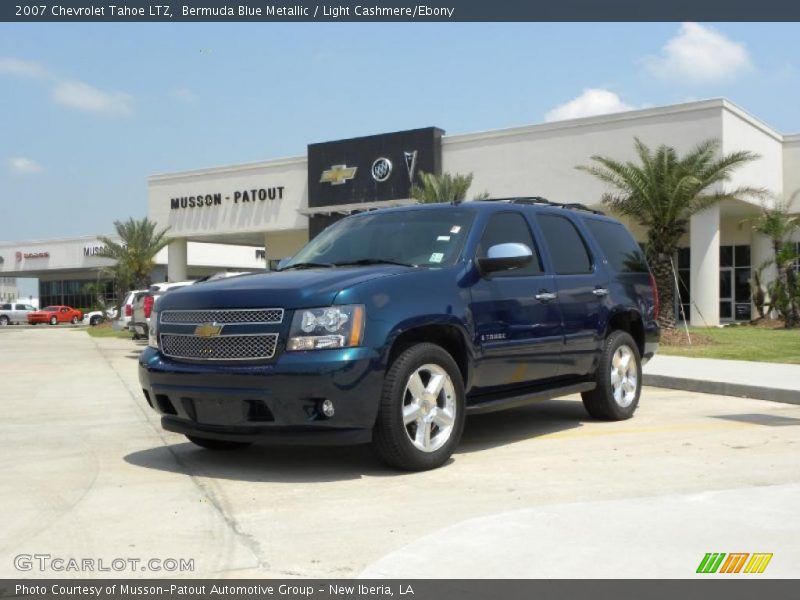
left=185, top=435, right=252, bottom=451
left=582, top=330, right=642, bottom=420
left=49, top=316, right=58, bottom=326
left=372, top=343, right=465, bottom=471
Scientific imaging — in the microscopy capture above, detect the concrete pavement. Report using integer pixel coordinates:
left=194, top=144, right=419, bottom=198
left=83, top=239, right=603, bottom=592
left=1, top=327, right=799, bottom=578
left=644, top=355, right=800, bottom=405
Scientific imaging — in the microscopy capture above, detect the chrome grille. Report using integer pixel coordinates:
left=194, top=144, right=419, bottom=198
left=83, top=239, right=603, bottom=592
left=160, top=333, right=278, bottom=361
left=160, top=308, right=283, bottom=324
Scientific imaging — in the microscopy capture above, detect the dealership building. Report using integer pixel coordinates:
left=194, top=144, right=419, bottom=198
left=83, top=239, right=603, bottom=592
left=2, top=98, right=799, bottom=324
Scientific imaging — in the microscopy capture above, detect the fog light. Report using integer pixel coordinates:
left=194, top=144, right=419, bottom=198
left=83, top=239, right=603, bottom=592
left=320, top=399, right=335, bottom=418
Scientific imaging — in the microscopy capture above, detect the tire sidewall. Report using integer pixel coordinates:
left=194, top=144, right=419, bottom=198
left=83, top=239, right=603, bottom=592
left=49, top=316, right=57, bottom=325
left=375, top=343, right=466, bottom=470
left=0, top=316, right=8, bottom=326
left=598, top=331, right=642, bottom=419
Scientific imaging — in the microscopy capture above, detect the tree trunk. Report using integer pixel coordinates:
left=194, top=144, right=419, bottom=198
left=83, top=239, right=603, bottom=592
left=649, top=254, right=676, bottom=330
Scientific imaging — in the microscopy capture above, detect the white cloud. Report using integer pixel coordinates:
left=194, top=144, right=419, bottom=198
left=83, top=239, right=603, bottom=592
left=52, top=80, right=133, bottom=115
left=7, top=157, right=43, bottom=174
left=643, top=22, right=752, bottom=84
left=1, top=56, right=133, bottom=116
left=170, top=87, right=197, bottom=103
left=0, top=57, right=47, bottom=78
left=544, top=89, right=636, bottom=122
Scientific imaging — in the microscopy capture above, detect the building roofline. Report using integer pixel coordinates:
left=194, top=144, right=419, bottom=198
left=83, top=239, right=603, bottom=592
left=442, top=98, right=785, bottom=146
left=148, top=155, right=307, bottom=182
left=0, top=234, right=117, bottom=247
left=784, top=133, right=800, bottom=144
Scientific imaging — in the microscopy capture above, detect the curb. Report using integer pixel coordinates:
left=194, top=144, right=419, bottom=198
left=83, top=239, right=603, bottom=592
left=644, top=374, right=800, bottom=406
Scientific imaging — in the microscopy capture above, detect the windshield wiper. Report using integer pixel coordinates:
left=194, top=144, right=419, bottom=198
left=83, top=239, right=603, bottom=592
left=278, top=262, right=335, bottom=271
left=333, top=258, right=418, bottom=268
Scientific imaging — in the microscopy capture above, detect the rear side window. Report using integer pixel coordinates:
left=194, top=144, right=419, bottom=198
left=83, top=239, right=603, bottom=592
left=537, top=214, right=593, bottom=274
left=585, top=219, right=648, bottom=273
left=14, top=304, right=26, bottom=310
left=477, top=211, right=543, bottom=276
left=1, top=304, right=10, bottom=310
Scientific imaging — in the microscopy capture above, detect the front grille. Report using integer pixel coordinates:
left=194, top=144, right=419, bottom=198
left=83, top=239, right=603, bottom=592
left=160, top=308, right=283, bottom=324
left=160, top=333, right=278, bottom=361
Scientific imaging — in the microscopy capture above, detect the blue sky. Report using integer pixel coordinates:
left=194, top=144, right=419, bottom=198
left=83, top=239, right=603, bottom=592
left=1, top=21, right=799, bottom=245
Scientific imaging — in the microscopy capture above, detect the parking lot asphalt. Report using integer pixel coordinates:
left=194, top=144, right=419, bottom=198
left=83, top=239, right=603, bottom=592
left=1, top=327, right=799, bottom=578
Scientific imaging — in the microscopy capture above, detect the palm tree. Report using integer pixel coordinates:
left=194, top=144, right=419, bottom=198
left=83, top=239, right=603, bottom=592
left=410, top=171, right=490, bottom=203
left=578, top=138, right=761, bottom=329
left=740, top=192, right=800, bottom=327
left=97, top=217, right=170, bottom=296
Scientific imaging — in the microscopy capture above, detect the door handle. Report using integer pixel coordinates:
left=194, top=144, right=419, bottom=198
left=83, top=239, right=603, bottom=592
left=593, top=288, right=609, bottom=297
left=535, top=291, right=557, bottom=301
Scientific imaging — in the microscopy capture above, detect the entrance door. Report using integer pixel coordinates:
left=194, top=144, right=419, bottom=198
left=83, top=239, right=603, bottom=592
left=719, top=245, right=751, bottom=322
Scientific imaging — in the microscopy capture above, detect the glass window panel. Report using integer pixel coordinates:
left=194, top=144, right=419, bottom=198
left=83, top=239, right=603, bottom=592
left=478, top=212, right=544, bottom=276
left=735, top=304, right=752, bottom=321
left=734, top=245, right=751, bottom=267
left=735, top=268, right=751, bottom=303
left=537, top=214, right=592, bottom=274
left=677, top=248, right=691, bottom=269
left=720, top=302, right=732, bottom=319
left=720, top=246, right=733, bottom=267
left=720, top=270, right=732, bottom=298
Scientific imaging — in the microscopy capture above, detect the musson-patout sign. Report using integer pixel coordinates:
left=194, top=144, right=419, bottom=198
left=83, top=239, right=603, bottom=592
left=170, top=186, right=285, bottom=210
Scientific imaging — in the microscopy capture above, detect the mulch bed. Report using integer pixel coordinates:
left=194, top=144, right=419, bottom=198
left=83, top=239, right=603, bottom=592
left=660, top=327, right=715, bottom=347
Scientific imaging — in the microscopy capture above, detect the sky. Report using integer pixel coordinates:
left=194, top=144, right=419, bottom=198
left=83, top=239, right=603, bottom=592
left=1, top=21, right=799, bottom=247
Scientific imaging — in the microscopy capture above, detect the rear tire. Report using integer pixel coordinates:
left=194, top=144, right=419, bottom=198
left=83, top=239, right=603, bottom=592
left=71, top=316, right=79, bottom=325
left=582, top=330, right=641, bottom=420
left=185, top=435, right=252, bottom=451
left=90, top=315, right=101, bottom=326
left=0, top=316, right=8, bottom=326
left=372, top=343, right=465, bottom=471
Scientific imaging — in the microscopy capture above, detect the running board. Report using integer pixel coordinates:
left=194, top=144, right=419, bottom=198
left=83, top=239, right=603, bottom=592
left=465, top=382, right=596, bottom=415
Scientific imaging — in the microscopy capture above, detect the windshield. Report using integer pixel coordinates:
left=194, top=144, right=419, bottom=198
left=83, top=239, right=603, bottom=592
left=284, top=208, right=475, bottom=269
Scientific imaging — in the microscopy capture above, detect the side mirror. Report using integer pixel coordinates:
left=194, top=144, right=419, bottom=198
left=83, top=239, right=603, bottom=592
left=276, top=257, right=291, bottom=270
left=476, top=243, right=533, bottom=275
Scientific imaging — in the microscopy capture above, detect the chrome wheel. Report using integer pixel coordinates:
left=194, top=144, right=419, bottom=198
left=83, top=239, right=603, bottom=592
left=610, top=344, right=637, bottom=407
left=402, top=363, right=456, bottom=453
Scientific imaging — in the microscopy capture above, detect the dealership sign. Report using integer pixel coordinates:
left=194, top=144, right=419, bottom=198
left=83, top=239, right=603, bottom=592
left=170, top=186, right=285, bottom=210
left=84, top=244, right=109, bottom=257
left=16, top=251, right=50, bottom=261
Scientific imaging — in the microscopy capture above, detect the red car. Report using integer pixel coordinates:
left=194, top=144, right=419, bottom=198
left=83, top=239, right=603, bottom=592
left=28, top=306, right=83, bottom=326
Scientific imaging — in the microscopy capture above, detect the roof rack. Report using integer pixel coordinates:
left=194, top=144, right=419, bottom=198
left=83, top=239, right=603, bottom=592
left=473, top=196, right=604, bottom=215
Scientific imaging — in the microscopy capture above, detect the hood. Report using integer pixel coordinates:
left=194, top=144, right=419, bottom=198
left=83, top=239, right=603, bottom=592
left=156, top=266, right=412, bottom=310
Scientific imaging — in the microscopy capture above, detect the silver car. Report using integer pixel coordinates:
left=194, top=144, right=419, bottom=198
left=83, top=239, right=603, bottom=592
left=0, top=302, right=38, bottom=326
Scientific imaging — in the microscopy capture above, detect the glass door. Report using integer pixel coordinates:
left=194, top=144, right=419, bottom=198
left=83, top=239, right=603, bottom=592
left=719, top=245, right=751, bottom=322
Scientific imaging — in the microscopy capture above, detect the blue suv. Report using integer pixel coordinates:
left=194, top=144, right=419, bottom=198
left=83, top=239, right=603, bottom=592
left=139, top=198, right=659, bottom=470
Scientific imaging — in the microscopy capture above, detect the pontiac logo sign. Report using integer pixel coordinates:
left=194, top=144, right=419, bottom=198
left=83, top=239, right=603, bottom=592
left=194, top=322, right=223, bottom=337
left=320, top=164, right=357, bottom=185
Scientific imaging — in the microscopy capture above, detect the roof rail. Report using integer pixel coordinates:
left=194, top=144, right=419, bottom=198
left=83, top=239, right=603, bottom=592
left=478, top=196, right=605, bottom=215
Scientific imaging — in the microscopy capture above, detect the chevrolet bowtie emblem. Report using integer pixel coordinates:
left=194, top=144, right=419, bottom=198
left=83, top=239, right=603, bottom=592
left=194, top=322, right=223, bottom=337
left=320, top=164, right=357, bottom=185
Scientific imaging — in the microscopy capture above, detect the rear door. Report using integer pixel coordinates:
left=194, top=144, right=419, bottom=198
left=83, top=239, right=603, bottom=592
left=469, top=210, right=564, bottom=392
left=533, top=212, right=607, bottom=377
left=14, top=304, right=28, bottom=322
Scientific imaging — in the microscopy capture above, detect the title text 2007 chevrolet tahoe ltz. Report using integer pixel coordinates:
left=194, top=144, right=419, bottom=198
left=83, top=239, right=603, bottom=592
left=139, top=198, right=659, bottom=470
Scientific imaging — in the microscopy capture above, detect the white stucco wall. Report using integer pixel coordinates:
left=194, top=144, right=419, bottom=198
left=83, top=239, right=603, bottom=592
left=441, top=101, right=724, bottom=206
left=784, top=136, right=800, bottom=200
left=148, top=156, right=309, bottom=239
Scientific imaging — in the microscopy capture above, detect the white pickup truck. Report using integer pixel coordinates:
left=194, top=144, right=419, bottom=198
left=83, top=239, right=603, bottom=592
left=0, top=302, right=38, bottom=326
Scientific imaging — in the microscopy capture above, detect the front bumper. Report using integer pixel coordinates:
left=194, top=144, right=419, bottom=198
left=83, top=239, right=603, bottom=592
left=138, top=346, right=384, bottom=445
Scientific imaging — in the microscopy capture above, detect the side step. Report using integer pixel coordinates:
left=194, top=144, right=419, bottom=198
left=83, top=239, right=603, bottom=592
left=465, top=382, right=595, bottom=415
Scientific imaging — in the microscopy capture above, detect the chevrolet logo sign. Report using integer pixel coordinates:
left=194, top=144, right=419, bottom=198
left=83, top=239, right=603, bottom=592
left=194, top=322, right=223, bottom=337
left=320, top=164, right=357, bottom=185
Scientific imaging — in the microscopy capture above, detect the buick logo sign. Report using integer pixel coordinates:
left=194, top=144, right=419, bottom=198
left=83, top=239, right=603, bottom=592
left=371, top=157, right=392, bottom=182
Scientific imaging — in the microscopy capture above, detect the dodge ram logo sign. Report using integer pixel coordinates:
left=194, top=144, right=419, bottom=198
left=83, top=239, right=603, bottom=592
left=371, top=157, right=392, bottom=182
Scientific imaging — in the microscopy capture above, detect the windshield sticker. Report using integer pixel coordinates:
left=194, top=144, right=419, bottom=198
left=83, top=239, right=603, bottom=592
left=429, top=252, right=444, bottom=263
left=450, top=225, right=461, bottom=234
left=437, top=235, right=451, bottom=241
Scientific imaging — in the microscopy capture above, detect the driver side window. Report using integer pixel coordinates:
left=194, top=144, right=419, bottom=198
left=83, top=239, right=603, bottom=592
left=477, top=211, right=543, bottom=276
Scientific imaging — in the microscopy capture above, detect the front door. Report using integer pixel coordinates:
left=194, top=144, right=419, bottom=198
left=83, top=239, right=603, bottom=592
left=469, top=210, right=564, bottom=393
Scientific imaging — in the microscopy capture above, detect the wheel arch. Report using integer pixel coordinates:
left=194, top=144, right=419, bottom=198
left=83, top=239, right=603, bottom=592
left=606, top=309, right=645, bottom=356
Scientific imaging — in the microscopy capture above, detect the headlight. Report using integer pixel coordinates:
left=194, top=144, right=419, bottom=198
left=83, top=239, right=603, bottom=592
left=148, top=311, right=159, bottom=349
left=287, top=305, right=364, bottom=351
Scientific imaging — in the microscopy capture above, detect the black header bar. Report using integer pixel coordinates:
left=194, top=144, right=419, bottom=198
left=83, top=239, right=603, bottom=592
left=3, top=0, right=800, bottom=22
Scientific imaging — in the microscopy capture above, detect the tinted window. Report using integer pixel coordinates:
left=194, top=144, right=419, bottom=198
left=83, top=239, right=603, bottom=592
left=585, top=219, right=648, bottom=273
left=477, top=212, right=543, bottom=276
left=537, top=214, right=593, bottom=274
left=14, top=304, right=26, bottom=310
left=0, top=304, right=10, bottom=310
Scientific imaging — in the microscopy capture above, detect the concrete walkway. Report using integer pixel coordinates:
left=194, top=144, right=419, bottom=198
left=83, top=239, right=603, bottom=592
left=644, top=355, right=800, bottom=405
